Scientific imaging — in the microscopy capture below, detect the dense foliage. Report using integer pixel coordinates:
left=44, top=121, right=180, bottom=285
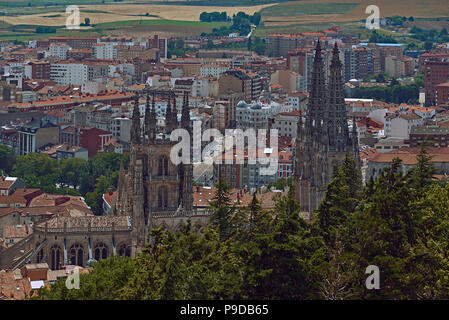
left=9, top=152, right=129, bottom=214
left=350, top=73, right=424, bottom=104
left=199, top=11, right=230, bottom=23
left=0, top=145, right=16, bottom=175
left=202, top=12, right=261, bottom=37
left=369, top=30, right=397, bottom=44
left=410, top=26, right=449, bottom=45
left=33, top=148, right=449, bottom=299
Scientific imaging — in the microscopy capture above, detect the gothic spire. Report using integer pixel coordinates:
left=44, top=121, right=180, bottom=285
left=331, top=42, right=342, bottom=69
left=180, top=90, right=193, bottom=212
left=352, top=116, right=360, bottom=161
left=297, top=114, right=303, bottom=140
left=131, top=93, right=141, bottom=144
left=144, top=92, right=157, bottom=142
left=165, top=93, right=177, bottom=136
left=308, top=40, right=327, bottom=135
left=327, top=42, right=349, bottom=152
left=144, top=93, right=151, bottom=140
left=181, top=91, right=190, bottom=132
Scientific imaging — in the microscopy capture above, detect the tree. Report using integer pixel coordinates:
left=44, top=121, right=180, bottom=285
left=209, top=179, right=235, bottom=241
left=34, top=255, right=135, bottom=300
left=12, top=153, right=58, bottom=190
left=375, top=73, right=386, bottom=83
left=85, top=175, right=112, bottom=215
left=206, top=39, right=214, bottom=50
left=315, top=154, right=362, bottom=246
left=175, top=38, right=184, bottom=49
left=121, top=225, right=243, bottom=300
left=405, top=145, right=436, bottom=190
left=58, top=158, right=88, bottom=189
left=0, top=145, right=16, bottom=174
left=259, top=187, right=322, bottom=299
left=424, top=41, right=433, bottom=51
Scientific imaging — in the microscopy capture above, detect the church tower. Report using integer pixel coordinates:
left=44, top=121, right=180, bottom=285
left=115, top=89, right=194, bottom=255
left=294, top=42, right=359, bottom=217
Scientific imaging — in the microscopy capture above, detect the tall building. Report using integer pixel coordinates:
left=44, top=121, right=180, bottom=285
left=114, top=90, right=194, bottom=252
left=48, top=37, right=97, bottom=50
left=92, top=43, right=117, bottom=59
left=265, top=34, right=304, bottom=57
left=424, top=60, right=449, bottom=105
left=294, top=42, right=359, bottom=216
left=148, top=35, right=167, bottom=59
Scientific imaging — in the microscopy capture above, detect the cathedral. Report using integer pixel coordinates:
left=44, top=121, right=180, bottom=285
left=114, top=89, right=199, bottom=253
left=0, top=89, right=207, bottom=271
left=294, top=41, right=360, bottom=216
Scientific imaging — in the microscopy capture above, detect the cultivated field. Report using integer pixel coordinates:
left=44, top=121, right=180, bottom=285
left=261, top=0, right=449, bottom=27
left=2, top=3, right=277, bottom=26
left=0, top=0, right=448, bottom=41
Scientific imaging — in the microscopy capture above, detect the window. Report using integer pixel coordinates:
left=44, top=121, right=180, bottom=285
left=70, top=243, right=84, bottom=266
left=158, top=155, right=168, bottom=176
left=94, top=243, right=108, bottom=260
left=50, top=245, right=62, bottom=270
left=158, top=186, right=168, bottom=209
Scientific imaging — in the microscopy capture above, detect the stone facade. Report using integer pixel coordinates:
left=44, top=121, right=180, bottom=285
left=0, top=90, right=208, bottom=271
left=293, top=42, right=360, bottom=217
left=114, top=89, right=203, bottom=254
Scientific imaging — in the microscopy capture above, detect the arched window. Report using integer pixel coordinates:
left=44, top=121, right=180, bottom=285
left=158, top=186, right=168, bottom=209
left=94, top=243, right=108, bottom=260
left=70, top=243, right=84, bottom=267
left=158, top=155, right=168, bottom=176
left=36, top=244, right=44, bottom=263
left=50, top=245, right=62, bottom=270
left=118, top=243, right=131, bottom=257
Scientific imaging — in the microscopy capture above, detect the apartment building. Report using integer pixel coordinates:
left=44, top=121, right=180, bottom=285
left=92, top=43, right=117, bottom=60
left=425, top=60, right=449, bottom=105
left=50, top=62, right=88, bottom=85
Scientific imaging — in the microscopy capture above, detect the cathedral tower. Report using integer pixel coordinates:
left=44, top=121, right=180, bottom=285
left=115, top=89, right=194, bottom=254
left=294, top=42, right=359, bottom=217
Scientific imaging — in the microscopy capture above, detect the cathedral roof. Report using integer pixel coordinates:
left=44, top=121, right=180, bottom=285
left=36, top=215, right=130, bottom=229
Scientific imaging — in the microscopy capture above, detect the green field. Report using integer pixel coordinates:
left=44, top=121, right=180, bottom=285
left=260, top=2, right=359, bottom=17
left=0, top=19, right=230, bottom=42
left=0, top=0, right=285, bottom=8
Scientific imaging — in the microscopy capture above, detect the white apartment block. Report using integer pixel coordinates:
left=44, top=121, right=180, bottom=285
left=50, top=63, right=88, bottom=85
left=384, top=112, right=423, bottom=139
left=385, top=55, right=404, bottom=78
left=49, top=43, right=71, bottom=60
left=200, top=64, right=228, bottom=78
left=288, top=93, right=308, bottom=111
left=192, top=78, right=218, bottom=97
left=5, top=62, right=25, bottom=76
left=271, top=111, right=301, bottom=138
left=110, top=117, right=131, bottom=143
left=92, top=43, right=117, bottom=60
